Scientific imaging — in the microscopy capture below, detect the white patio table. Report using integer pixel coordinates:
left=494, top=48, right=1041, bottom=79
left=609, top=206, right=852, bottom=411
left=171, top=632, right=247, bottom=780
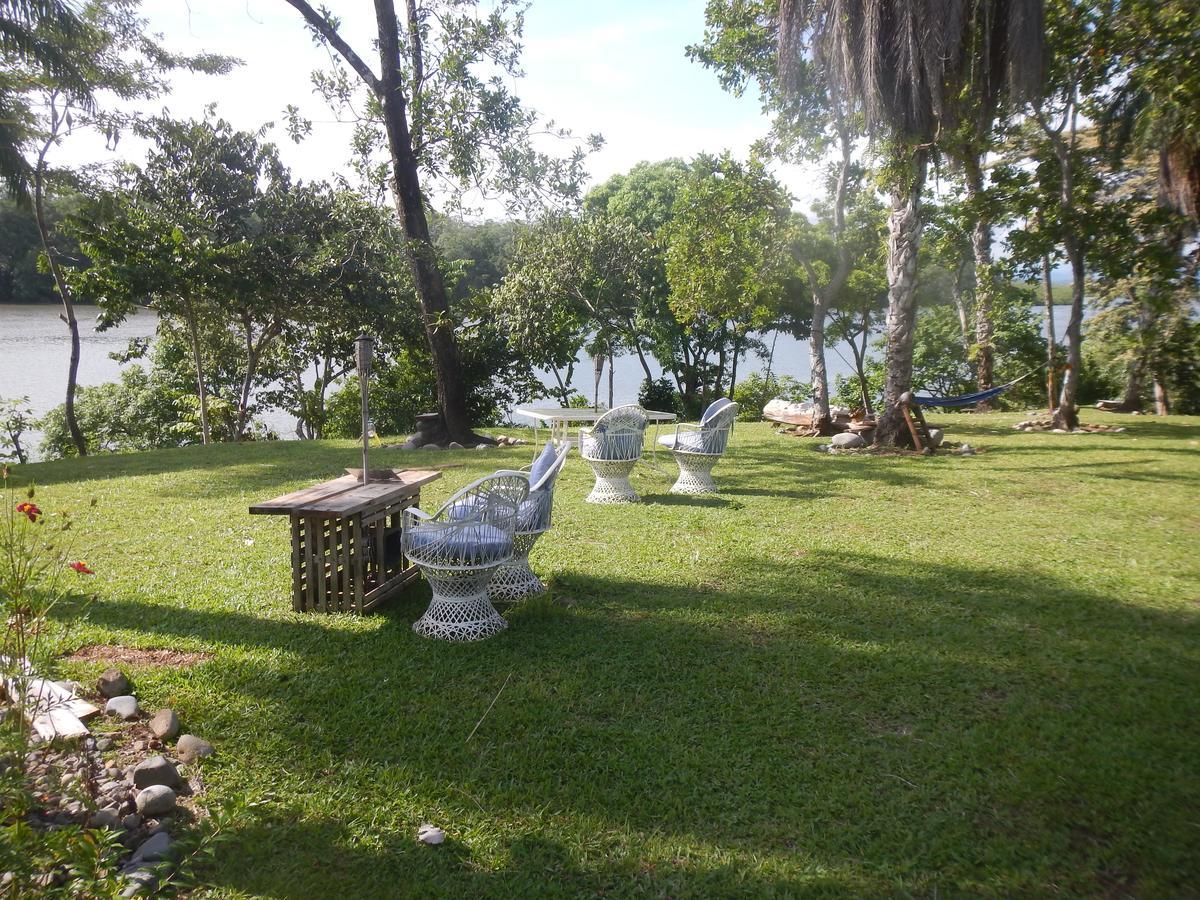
left=513, top=406, right=677, bottom=447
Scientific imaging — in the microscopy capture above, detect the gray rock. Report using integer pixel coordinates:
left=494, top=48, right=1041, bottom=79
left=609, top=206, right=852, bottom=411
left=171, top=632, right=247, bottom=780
left=132, top=756, right=181, bottom=789
left=90, top=808, right=121, bottom=829
left=959, top=443, right=975, bottom=456
left=121, top=868, right=158, bottom=898
left=122, top=814, right=142, bottom=830
left=831, top=432, right=866, bottom=449
left=105, top=696, right=139, bottom=720
left=148, top=709, right=179, bottom=741
left=127, top=831, right=172, bottom=868
left=447, top=441, right=464, bottom=450
left=134, top=785, right=175, bottom=817
left=56, top=680, right=85, bottom=696
left=927, top=428, right=945, bottom=448
left=96, top=738, right=114, bottom=751
left=175, top=735, right=214, bottom=763
left=476, top=443, right=491, bottom=450
left=423, top=444, right=443, bottom=451
left=98, top=670, right=130, bottom=699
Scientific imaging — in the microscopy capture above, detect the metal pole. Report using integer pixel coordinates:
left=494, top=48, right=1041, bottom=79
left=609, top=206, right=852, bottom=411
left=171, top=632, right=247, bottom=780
left=354, top=334, right=374, bottom=484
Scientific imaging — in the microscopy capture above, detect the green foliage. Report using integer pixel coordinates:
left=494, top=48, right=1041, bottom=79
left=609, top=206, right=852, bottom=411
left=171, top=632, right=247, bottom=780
left=663, top=152, right=789, bottom=329
left=732, top=372, right=810, bottom=420
left=0, top=197, right=87, bottom=302
left=39, top=365, right=192, bottom=458
left=637, top=377, right=681, bottom=415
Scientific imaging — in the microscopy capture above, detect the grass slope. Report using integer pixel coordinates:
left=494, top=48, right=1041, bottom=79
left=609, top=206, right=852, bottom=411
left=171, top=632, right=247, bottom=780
left=12, top=413, right=1200, bottom=898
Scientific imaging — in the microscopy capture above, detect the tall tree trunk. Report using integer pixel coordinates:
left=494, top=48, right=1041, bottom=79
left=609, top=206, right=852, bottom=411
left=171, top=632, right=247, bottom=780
left=952, top=260, right=973, bottom=356
left=809, top=291, right=831, bottom=430
left=182, top=300, right=211, bottom=444
left=875, top=149, right=929, bottom=447
left=32, top=154, right=86, bottom=456
left=964, top=154, right=996, bottom=410
left=1042, top=251, right=1056, bottom=414
left=283, top=0, right=482, bottom=444
left=607, top=351, right=614, bottom=408
left=1153, top=376, right=1169, bottom=415
left=728, top=332, right=740, bottom=399
left=1053, top=240, right=1085, bottom=430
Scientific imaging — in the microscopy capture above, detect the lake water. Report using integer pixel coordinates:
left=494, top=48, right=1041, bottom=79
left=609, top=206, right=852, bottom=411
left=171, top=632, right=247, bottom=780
left=0, top=302, right=1077, bottom=458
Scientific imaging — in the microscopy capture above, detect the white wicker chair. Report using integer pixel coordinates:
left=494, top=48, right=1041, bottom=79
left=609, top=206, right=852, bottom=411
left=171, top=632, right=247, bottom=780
left=579, top=405, right=648, bottom=503
left=490, top=441, right=572, bottom=604
left=403, top=471, right=529, bottom=641
left=657, top=399, right=739, bottom=494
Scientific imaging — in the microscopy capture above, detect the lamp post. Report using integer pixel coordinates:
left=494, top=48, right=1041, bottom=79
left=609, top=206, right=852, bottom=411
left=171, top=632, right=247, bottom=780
left=354, top=333, right=374, bottom=484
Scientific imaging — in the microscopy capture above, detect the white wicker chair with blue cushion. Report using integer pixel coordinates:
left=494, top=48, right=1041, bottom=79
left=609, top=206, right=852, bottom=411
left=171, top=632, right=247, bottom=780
left=403, top=471, right=529, bottom=641
left=579, top=405, right=648, bottom=504
left=657, top=399, right=739, bottom=494
left=489, top=440, right=572, bottom=604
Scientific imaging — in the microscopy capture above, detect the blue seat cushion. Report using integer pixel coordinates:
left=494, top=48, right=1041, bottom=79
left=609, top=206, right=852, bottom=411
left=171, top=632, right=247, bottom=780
left=529, top=441, right=558, bottom=486
left=657, top=432, right=706, bottom=452
left=406, top=522, right=511, bottom=564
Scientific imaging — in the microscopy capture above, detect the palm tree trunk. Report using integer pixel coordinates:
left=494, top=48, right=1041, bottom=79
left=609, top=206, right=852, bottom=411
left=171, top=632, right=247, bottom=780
left=1053, top=240, right=1085, bottom=431
left=1042, top=251, right=1056, bottom=413
left=809, top=290, right=832, bottom=432
left=875, top=149, right=928, bottom=447
left=964, top=154, right=996, bottom=410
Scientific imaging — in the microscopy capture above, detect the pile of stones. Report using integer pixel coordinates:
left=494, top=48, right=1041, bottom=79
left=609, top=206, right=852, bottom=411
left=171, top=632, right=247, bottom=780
left=11, top=667, right=215, bottom=896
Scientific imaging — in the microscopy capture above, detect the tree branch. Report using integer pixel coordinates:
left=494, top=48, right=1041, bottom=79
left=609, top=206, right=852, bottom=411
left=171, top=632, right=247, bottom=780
left=282, top=0, right=382, bottom=95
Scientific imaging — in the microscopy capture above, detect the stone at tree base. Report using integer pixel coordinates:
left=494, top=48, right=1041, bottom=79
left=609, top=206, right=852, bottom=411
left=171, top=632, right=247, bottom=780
left=122, top=814, right=142, bottom=830
left=96, top=737, right=114, bottom=751
left=927, top=428, right=944, bottom=448
left=98, top=670, right=130, bottom=698
left=105, top=696, right=139, bottom=720
left=175, top=735, right=214, bottom=763
left=132, top=756, right=181, bottom=789
left=448, top=441, right=464, bottom=450
left=134, top=785, right=176, bottom=817
left=89, top=808, right=121, bottom=829
left=831, top=432, right=866, bottom=449
left=148, top=709, right=180, bottom=741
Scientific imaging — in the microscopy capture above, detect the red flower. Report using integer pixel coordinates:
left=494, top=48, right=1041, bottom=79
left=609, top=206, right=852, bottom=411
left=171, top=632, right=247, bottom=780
left=68, top=561, right=94, bottom=575
left=15, top=502, right=41, bottom=523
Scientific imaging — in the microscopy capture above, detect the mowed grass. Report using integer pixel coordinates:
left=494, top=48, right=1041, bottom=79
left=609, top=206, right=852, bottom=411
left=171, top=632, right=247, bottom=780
left=11, top=412, right=1200, bottom=897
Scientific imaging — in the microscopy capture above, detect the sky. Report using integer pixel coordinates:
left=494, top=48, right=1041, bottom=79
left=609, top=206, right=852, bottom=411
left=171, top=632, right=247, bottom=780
left=57, top=0, right=821, bottom=217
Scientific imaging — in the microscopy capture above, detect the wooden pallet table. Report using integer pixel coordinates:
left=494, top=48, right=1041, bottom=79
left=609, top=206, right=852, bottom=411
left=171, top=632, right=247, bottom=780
left=249, top=469, right=441, bottom=614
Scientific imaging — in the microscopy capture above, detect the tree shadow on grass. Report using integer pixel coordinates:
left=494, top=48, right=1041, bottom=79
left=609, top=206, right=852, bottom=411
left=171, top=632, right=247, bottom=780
left=59, top=549, right=1200, bottom=896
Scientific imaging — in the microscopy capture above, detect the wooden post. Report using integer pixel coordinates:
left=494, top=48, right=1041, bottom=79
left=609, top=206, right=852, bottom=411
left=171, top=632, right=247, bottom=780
left=898, top=392, right=924, bottom=450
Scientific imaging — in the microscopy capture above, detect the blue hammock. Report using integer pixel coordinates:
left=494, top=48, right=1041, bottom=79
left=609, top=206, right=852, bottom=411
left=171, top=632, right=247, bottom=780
left=913, top=371, right=1037, bottom=408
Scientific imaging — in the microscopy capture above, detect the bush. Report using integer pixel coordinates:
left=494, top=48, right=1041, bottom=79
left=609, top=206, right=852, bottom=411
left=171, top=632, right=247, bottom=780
left=39, top=366, right=195, bottom=459
left=732, top=372, right=809, bottom=421
left=637, top=377, right=680, bottom=414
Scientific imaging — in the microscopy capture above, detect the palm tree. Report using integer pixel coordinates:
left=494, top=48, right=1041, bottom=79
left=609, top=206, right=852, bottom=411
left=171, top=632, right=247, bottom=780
left=0, top=0, right=86, bottom=197
left=778, top=0, right=1044, bottom=444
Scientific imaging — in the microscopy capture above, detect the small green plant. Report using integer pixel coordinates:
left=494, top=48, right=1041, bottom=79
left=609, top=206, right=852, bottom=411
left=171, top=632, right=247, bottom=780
left=0, top=469, right=124, bottom=896
left=0, top=397, right=35, bottom=465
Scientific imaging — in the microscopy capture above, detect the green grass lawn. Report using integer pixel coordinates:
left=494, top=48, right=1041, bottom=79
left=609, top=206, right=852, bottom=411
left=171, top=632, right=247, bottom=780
left=12, top=412, right=1200, bottom=897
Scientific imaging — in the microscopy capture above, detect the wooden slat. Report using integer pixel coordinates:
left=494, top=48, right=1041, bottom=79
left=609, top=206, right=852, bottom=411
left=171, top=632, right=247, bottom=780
left=304, top=518, right=317, bottom=612
left=290, top=516, right=304, bottom=612
left=352, top=515, right=364, bottom=614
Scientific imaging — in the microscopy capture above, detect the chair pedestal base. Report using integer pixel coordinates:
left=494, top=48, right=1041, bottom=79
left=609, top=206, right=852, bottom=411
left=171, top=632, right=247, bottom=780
left=489, top=532, right=546, bottom=604
left=584, top=458, right=640, bottom=504
left=412, top=566, right=507, bottom=641
left=670, top=452, right=720, bottom=494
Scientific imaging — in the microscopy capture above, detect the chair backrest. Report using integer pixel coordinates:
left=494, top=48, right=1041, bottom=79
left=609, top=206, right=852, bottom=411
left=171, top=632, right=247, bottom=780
left=586, top=405, right=647, bottom=461
left=532, top=440, right=572, bottom=493
left=699, top=401, right=739, bottom=455
left=524, top=442, right=571, bottom=534
left=700, top=397, right=733, bottom=425
left=433, top=471, right=529, bottom=531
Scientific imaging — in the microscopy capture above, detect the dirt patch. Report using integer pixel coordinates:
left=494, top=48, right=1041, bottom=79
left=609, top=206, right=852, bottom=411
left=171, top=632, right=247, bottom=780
left=67, top=644, right=213, bottom=668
